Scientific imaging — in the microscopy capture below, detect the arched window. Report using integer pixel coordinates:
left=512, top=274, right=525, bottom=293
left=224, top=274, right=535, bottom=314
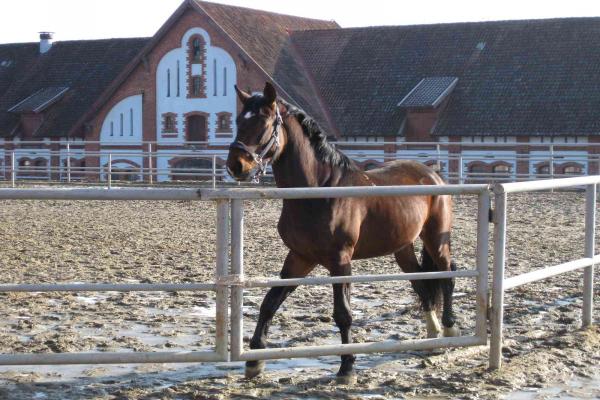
left=469, top=163, right=487, bottom=173
left=564, top=165, right=582, bottom=175
left=19, top=159, right=30, bottom=167
left=537, top=165, right=550, bottom=176
left=34, top=159, right=46, bottom=167
left=187, top=35, right=206, bottom=99
left=492, top=164, right=511, bottom=174
left=192, top=38, right=202, bottom=62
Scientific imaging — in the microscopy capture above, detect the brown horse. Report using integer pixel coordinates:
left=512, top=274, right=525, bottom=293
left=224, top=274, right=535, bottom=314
left=226, top=82, right=459, bottom=383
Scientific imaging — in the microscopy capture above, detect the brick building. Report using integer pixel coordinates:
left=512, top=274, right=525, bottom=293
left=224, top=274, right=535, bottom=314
left=1, top=0, right=599, bottom=182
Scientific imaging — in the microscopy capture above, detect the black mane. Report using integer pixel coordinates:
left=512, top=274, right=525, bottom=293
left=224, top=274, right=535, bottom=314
left=281, top=100, right=358, bottom=171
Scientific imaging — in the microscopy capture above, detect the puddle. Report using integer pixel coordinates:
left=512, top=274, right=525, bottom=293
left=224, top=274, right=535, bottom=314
left=506, top=374, right=600, bottom=399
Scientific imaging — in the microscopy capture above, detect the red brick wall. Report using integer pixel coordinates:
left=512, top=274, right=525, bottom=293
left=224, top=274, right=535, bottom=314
left=84, top=4, right=277, bottom=179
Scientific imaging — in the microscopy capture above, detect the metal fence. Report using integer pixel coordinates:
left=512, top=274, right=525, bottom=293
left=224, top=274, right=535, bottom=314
left=0, top=178, right=596, bottom=370
left=1, top=140, right=598, bottom=186
left=489, top=175, right=599, bottom=369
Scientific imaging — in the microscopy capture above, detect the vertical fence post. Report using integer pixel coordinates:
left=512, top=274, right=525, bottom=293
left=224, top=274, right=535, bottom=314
left=148, top=143, right=153, bottom=185
left=230, top=199, right=244, bottom=360
left=66, top=142, right=71, bottom=183
left=107, top=153, right=112, bottom=189
left=215, top=199, right=230, bottom=361
left=459, top=155, right=464, bottom=185
left=490, top=189, right=507, bottom=370
left=549, top=144, right=554, bottom=180
left=475, top=190, right=491, bottom=341
left=583, top=183, right=596, bottom=327
left=436, top=144, right=441, bottom=173
left=212, top=155, right=217, bottom=189
left=11, top=151, right=15, bottom=188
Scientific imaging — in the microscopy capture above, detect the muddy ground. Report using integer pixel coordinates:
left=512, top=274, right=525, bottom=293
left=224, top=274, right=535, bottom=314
left=0, top=191, right=598, bottom=399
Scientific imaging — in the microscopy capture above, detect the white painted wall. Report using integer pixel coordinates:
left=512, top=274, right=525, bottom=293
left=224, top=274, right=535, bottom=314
left=100, top=95, right=143, bottom=144
left=156, top=27, right=237, bottom=146
left=155, top=149, right=228, bottom=182
left=528, top=150, right=589, bottom=175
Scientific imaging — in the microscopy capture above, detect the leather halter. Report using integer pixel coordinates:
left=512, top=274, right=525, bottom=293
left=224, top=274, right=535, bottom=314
left=229, top=106, right=283, bottom=182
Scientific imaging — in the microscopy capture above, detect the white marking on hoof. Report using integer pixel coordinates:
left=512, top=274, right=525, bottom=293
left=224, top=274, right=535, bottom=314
left=425, top=311, right=442, bottom=338
left=443, top=326, right=461, bottom=337
left=245, top=360, right=265, bottom=379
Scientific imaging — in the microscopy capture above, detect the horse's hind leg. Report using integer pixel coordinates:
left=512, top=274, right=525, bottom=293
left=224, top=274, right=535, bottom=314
left=394, top=244, right=441, bottom=338
left=245, top=251, right=316, bottom=379
left=421, top=219, right=460, bottom=337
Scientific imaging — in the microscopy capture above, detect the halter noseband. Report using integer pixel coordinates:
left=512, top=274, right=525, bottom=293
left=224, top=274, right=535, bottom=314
left=229, top=106, right=283, bottom=183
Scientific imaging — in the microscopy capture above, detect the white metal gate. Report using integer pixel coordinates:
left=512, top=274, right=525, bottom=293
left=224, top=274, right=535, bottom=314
left=0, top=178, right=596, bottom=370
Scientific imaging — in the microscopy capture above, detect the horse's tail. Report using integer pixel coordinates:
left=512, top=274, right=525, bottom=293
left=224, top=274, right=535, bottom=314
left=420, top=247, right=444, bottom=310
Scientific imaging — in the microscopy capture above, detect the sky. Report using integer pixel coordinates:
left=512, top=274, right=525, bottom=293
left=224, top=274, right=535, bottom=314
left=1, top=0, right=600, bottom=44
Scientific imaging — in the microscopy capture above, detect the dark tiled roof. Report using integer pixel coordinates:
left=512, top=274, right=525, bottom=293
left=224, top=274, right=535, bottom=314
left=398, top=77, right=457, bottom=108
left=9, top=86, right=69, bottom=113
left=196, top=1, right=340, bottom=135
left=0, top=38, right=149, bottom=137
left=291, top=18, right=600, bottom=136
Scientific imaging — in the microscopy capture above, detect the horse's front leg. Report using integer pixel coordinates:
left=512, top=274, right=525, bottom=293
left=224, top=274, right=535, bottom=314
left=331, top=262, right=356, bottom=384
left=245, top=251, right=315, bottom=379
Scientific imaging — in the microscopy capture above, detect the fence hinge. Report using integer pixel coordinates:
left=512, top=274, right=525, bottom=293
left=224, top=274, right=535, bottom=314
left=488, top=207, right=494, bottom=223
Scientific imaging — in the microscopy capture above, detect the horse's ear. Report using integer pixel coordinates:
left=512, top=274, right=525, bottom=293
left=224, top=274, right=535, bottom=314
left=263, top=82, right=277, bottom=106
left=234, top=85, right=251, bottom=105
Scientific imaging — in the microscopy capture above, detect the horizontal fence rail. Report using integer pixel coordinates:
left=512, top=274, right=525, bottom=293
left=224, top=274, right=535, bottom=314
left=2, top=140, right=599, bottom=187
left=489, top=176, right=599, bottom=369
left=0, top=177, right=595, bottom=372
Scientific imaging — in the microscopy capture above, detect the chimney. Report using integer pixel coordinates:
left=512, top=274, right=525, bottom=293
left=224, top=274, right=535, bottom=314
left=39, top=32, right=53, bottom=54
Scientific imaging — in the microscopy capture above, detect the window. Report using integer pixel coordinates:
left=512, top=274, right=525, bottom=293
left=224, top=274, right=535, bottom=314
left=176, top=61, right=180, bottom=97
left=187, top=36, right=206, bottom=99
left=564, top=165, right=582, bottom=175
left=213, top=59, right=217, bottom=96
left=129, top=108, right=134, bottom=136
left=167, top=68, right=171, bottom=97
left=110, top=121, right=114, bottom=136
left=469, top=163, right=487, bottom=173
left=193, top=76, right=202, bottom=96
left=216, top=112, right=232, bottom=133
left=538, top=165, right=550, bottom=175
left=223, top=67, right=227, bottom=96
left=119, top=113, right=124, bottom=136
left=162, top=113, right=177, bottom=134
left=493, top=164, right=511, bottom=173
left=192, top=38, right=201, bottom=62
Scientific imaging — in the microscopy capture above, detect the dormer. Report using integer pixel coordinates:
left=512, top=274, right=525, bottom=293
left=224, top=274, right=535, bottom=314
left=398, top=77, right=457, bottom=141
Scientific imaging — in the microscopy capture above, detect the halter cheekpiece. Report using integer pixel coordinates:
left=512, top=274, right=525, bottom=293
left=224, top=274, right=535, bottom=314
left=229, top=105, right=283, bottom=183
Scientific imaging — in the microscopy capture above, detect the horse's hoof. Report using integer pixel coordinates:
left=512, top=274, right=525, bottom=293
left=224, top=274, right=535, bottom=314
left=443, top=326, right=460, bottom=337
left=425, top=311, right=441, bottom=338
left=245, top=360, right=265, bottom=379
left=335, top=372, right=357, bottom=385
left=427, top=329, right=440, bottom=338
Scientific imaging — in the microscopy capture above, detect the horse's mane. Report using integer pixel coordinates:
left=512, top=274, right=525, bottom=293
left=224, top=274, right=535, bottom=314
left=280, top=100, right=358, bottom=171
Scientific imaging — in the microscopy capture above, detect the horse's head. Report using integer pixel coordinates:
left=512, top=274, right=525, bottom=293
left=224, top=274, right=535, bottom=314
left=226, top=82, right=285, bottom=182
